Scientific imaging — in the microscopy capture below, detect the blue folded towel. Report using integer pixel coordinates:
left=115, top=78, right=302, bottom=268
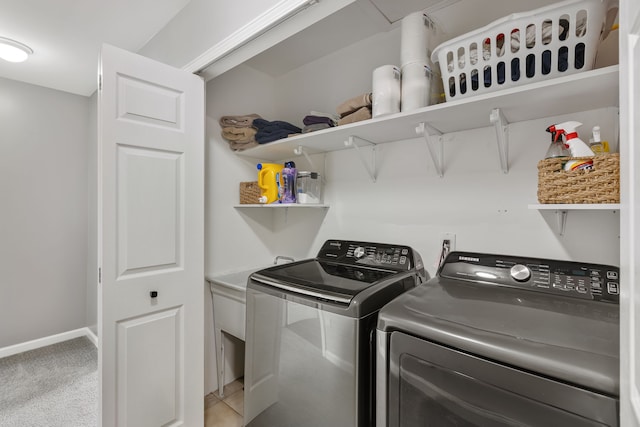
left=253, top=119, right=301, bottom=144
left=303, top=115, right=336, bottom=127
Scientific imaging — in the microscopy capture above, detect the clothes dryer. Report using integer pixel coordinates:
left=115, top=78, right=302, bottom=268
left=377, top=251, right=620, bottom=427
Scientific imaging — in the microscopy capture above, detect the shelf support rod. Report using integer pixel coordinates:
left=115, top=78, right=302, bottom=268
left=344, top=136, right=377, bottom=183
left=556, top=210, right=568, bottom=236
left=490, top=108, right=509, bottom=174
left=416, top=122, right=444, bottom=177
left=293, top=145, right=316, bottom=170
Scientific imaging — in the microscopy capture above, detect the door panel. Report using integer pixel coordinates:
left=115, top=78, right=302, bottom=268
left=99, top=43, right=204, bottom=427
left=117, top=74, right=184, bottom=129
left=117, top=308, right=182, bottom=427
left=117, top=146, right=182, bottom=276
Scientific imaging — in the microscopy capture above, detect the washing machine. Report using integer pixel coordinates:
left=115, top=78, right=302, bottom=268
left=377, top=251, right=620, bottom=427
left=243, top=239, right=427, bottom=427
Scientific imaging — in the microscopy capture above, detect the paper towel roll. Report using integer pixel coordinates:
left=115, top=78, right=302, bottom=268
left=372, top=65, right=401, bottom=118
left=401, top=62, right=431, bottom=112
left=401, top=12, right=437, bottom=67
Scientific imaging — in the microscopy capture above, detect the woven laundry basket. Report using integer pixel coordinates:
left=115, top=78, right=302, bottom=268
left=431, top=0, right=619, bottom=101
left=239, top=181, right=261, bottom=204
left=537, top=153, right=619, bottom=204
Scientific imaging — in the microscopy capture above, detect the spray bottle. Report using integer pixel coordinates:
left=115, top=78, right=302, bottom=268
left=544, top=124, right=570, bottom=158
left=548, top=121, right=594, bottom=171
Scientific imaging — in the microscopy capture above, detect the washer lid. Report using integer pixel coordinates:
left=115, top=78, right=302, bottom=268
left=377, top=278, right=620, bottom=396
left=253, top=259, right=397, bottom=302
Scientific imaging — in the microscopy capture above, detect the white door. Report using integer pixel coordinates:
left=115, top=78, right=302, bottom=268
left=98, top=43, right=204, bottom=427
left=620, top=0, right=640, bottom=424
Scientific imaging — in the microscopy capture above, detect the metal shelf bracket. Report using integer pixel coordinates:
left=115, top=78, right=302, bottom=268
left=489, top=108, right=509, bottom=174
left=344, top=136, right=377, bottom=183
left=416, top=122, right=444, bottom=177
left=556, top=210, right=568, bottom=236
left=293, top=145, right=316, bottom=170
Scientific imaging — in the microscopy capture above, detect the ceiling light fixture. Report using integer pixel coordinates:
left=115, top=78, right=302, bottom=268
left=0, top=37, right=33, bottom=63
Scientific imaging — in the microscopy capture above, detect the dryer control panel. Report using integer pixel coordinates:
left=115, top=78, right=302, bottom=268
left=439, top=252, right=619, bottom=303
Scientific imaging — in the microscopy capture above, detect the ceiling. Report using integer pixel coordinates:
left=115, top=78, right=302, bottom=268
left=0, top=0, right=191, bottom=97
left=243, top=0, right=562, bottom=78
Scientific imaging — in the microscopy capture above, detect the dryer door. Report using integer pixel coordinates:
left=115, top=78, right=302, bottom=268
left=387, top=332, right=618, bottom=427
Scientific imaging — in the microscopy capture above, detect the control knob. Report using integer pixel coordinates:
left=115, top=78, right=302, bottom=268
left=353, top=246, right=366, bottom=259
left=510, top=264, right=531, bottom=282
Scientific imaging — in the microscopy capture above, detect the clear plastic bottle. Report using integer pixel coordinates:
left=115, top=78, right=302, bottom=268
left=296, top=171, right=322, bottom=204
left=281, top=161, right=297, bottom=204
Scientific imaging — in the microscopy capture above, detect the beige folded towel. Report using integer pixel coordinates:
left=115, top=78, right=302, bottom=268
left=219, top=114, right=261, bottom=128
left=337, top=106, right=371, bottom=126
left=222, top=126, right=257, bottom=143
left=336, top=93, right=372, bottom=118
left=229, top=140, right=259, bottom=151
left=221, top=126, right=258, bottom=151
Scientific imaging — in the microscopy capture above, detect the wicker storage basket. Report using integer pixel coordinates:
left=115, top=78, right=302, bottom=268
left=537, top=153, right=619, bottom=204
left=239, top=181, right=261, bottom=204
left=431, top=0, right=618, bottom=101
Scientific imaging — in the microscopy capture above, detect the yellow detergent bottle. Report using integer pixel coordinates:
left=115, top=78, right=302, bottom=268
left=257, top=163, right=283, bottom=204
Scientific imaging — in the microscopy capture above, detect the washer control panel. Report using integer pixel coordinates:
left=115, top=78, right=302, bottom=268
left=317, top=239, right=424, bottom=272
left=439, top=251, right=619, bottom=303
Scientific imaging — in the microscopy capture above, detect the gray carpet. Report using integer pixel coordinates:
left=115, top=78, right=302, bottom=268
left=0, top=336, right=97, bottom=427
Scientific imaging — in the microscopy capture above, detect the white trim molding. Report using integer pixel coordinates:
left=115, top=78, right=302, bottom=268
left=0, top=327, right=98, bottom=359
left=184, top=0, right=319, bottom=75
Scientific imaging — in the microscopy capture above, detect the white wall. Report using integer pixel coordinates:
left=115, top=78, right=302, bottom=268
left=265, top=25, right=621, bottom=273
left=203, top=11, right=620, bottom=392
left=0, top=77, right=91, bottom=348
left=206, top=23, right=620, bottom=278
left=313, top=110, right=619, bottom=277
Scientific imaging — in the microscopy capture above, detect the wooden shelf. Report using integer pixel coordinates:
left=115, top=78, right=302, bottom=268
left=236, top=66, right=620, bottom=162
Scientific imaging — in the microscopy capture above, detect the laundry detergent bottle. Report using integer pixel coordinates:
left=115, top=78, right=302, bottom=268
left=280, top=161, right=297, bottom=204
left=257, top=163, right=283, bottom=204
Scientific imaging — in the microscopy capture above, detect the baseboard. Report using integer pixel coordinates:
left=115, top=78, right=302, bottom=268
left=0, top=327, right=98, bottom=359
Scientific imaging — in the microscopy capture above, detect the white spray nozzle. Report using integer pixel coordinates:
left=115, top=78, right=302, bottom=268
left=554, top=121, right=582, bottom=134
left=592, top=126, right=601, bottom=142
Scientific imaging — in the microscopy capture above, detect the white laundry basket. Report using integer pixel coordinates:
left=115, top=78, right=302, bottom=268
left=431, top=0, right=618, bottom=101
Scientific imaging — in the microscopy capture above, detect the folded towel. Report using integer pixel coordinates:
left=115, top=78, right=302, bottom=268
left=219, top=114, right=261, bottom=128
left=253, top=119, right=302, bottom=144
left=310, top=110, right=339, bottom=121
left=256, top=130, right=299, bottom=144
left=336, top=93, right=372, bottom=118
left=303, top=115, right=336, bottom=127
left=229, top=139, right=259, bottom=151
left=222, top=126, right=257, bottom=143
left=302, top=123, right=332, bottom=133
left=337, top=106, right=371, bottom=126
left=253, top=119, right=301, bottom=133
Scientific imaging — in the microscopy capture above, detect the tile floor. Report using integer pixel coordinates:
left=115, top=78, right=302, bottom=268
left=204, top=379, right=244, bottom=427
